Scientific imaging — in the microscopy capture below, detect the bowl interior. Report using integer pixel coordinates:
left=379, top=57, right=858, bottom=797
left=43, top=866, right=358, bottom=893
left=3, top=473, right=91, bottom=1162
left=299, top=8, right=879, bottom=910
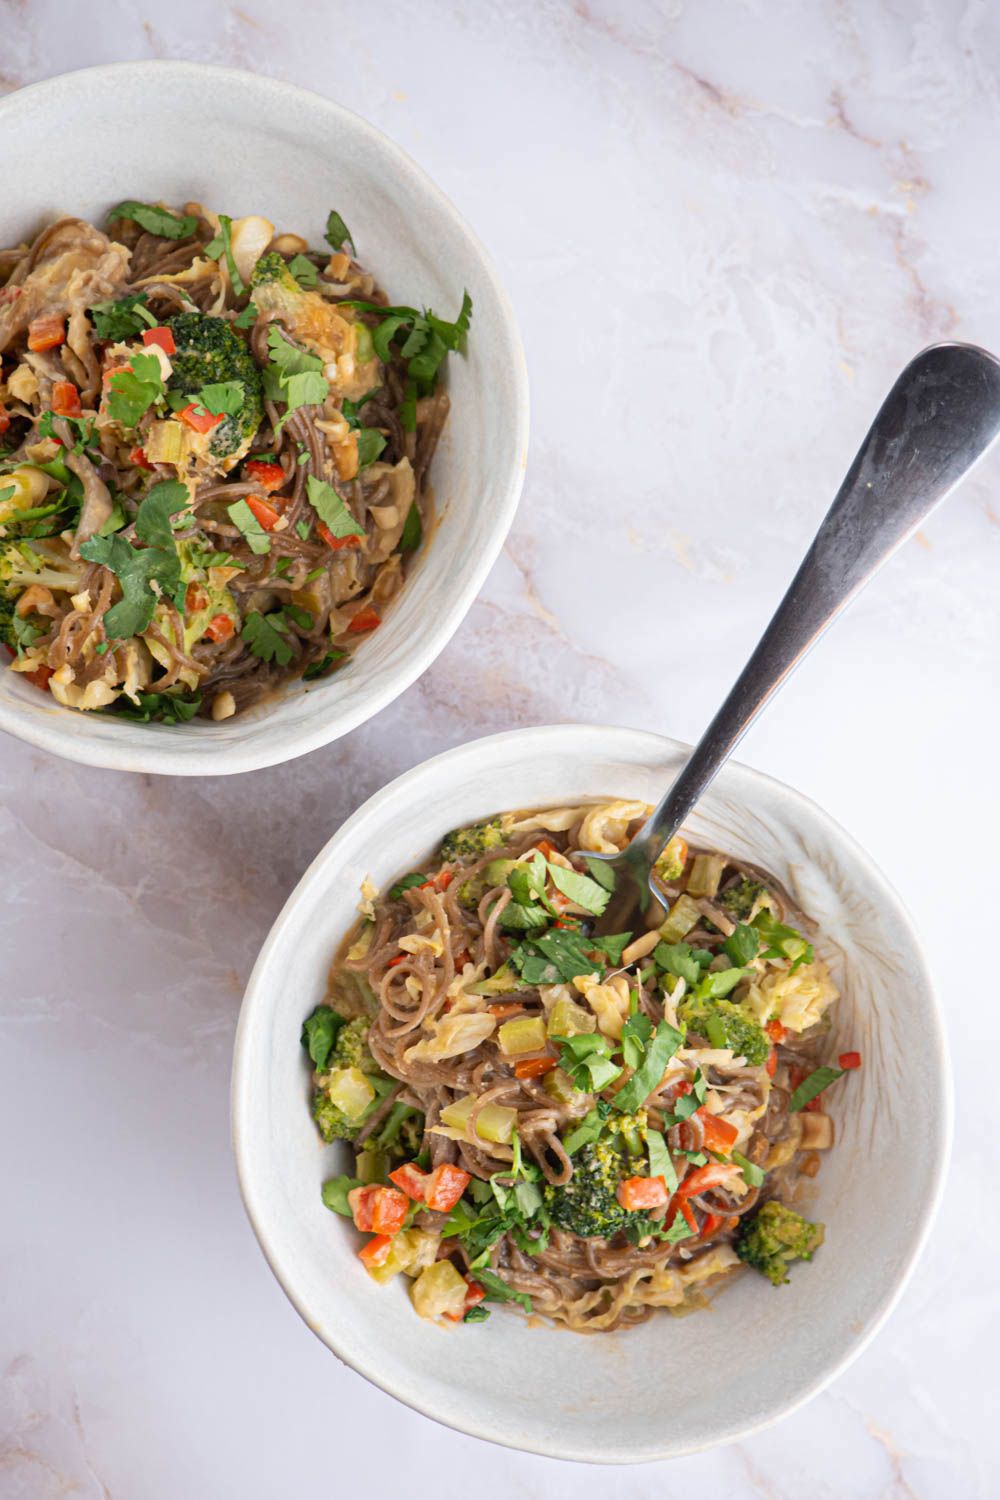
left=232, top=725, right=949, bottom=1463
left=0, top=64, right=527, bottom=773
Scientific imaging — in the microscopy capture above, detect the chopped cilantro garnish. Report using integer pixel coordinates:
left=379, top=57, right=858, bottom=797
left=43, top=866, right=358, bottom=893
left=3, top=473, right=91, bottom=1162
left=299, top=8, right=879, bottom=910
left=79, top=480, right=187, bottom=637
left=306, top=475, right=365, bottom=538
left=89, top=293, right=156, bottom=340
left=287, top=253, right=319, bottom=288
left=106, top=350, right=164, bottom=429
left=398, top=501, right=422, bottom=552
left=204, top=213, right=245, bottom=295
left=227, top=498, right=271, bottom=555
left=109, top=200, right=198, bottom=240
left=612, top=1022, right=684, bottom=1113
left=324, top=209, right=354, bottom=252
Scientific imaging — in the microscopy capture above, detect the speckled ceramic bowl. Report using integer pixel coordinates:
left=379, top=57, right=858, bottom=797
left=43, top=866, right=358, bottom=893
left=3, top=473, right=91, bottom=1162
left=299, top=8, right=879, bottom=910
left=232, top=724, right=951, bottom=1463
left=0, top=62, right=528, bottom=774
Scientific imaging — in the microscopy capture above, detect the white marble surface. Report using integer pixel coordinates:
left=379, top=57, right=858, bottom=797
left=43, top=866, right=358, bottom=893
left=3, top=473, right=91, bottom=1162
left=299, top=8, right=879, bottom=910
left=1, top=1, right=998, bottom=1494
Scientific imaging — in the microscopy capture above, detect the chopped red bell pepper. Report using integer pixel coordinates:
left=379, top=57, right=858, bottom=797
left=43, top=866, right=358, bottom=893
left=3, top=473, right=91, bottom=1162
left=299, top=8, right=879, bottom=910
left=514, top=1056, right=557, bottom=1080
left=676, top=1198, right=698, bottom=1234
left=388, top=1163, right=429, bottom=1202
left=766, top=1019, right=787, bottom=1043
left=244, top=495, right=281, bottom=531
left=204, top=613, right=235, bottom=643
left=185, top=582, right=209, bottom=614
left=244, top=458, right=285, bottom=493
left=348, top=1185, right=377, bottom=1231
left=51, top=381, right=81, bottom=418
left=696, top=1108, right=739, bottom=1156
left=386, top=953, right=406, bottom=969
left=347, top=606, right=381, bottom=634
left=765, top=1048, right=777, bottom=1078
left=423, top=1163, right=471, bottom=1213
left=357, top=1234, right=394, bottom=1268
left=27, top=314, right=65, bottom=351
left=443, top=1276, right=487, bottom=1321
left=178, top=401, right=222, bottom=434
left=317, top=521, right=363, bottom=551
left=676, top=1163, right=735, bottom=1198
left=700, top=1211, right=724, bottom=1240
left=23, top=663, right=53, bottom=691
left=617, top=1175, right=670, bottom=1211
left=142, top=326, right=176, bottom=355
left=0, top=406, right=10, bottom=435
left=128, top=445, right=151, bottom=470
left=838, top=1051, right=862, bottom=1070
left=370, top=1186, right=409, bottom=1235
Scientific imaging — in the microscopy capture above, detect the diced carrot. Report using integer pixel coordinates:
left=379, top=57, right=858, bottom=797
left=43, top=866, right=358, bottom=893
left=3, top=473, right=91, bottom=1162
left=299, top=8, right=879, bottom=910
left=676, top=1163, right=734, bottom=1198
left=696, top=1108, right=739, bottom=1156
left=514, top=1056, right=557, bottom=1080
left=317, top=521, right=363, bottom=551
left=838, top=1051, right=862, bottom=1070
left=185, top=582, right=209, bottom=614
left=453, top=949, right=471, bottom=969
left=617, top=1175, right=670, bottom=1211
left=388, top=1163, right=428, bottom=1202
left=142, top=326, right=176, bottom=355
left=178, top=401, right=222, bottom=434
left=27, top=314, right=65, bottom=351
left=347, top=606, right=381, bottom=634
left=128, top=445, right=151, bottom=470
left=423, top=1163, right=471, bottom=1213
left=766, top=1020, right=787, bottom=1043
left=51, top=381, right=81, bottom=418
left=23, top=664, right=53, bottom=691
left=536, top=839, right=556, bottom=858
left=348, top=1185, right=377, bottom=1231
left=204, top=613, right=235, bottom=643
left=369, top=1186, right=409, bottom=1236
left=357, top=1234, right=394, bottom=1268
left=700, top=1211, right=724, bottom=1240
left=244, top=458, right=285, bottom=492
left=488, top=1002, right=524, bottom=1018
left=765, top=1048, right=777, bottom=1078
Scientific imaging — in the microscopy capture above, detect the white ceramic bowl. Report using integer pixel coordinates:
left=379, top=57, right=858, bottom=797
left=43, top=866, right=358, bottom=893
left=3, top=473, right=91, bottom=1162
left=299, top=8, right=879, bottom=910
left=232, top=724, right=951, bottom=1463
left=0, top=63, right=528, bottom=775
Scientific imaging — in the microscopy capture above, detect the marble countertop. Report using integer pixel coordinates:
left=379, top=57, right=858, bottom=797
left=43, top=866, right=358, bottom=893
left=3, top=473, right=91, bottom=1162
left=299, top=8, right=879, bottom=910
left=2, top=2, right=997, bottom=1495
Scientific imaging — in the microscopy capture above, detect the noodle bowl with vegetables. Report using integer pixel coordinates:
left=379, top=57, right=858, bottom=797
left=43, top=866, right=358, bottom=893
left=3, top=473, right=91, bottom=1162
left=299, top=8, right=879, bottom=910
left=0, top=199, right=469, bottom=721
left=303, top=800, right=862, bottom=1332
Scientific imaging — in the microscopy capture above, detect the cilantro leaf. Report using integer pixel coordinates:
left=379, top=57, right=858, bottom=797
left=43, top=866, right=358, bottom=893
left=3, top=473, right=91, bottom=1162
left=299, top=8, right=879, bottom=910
left=325, top=210, right=354, bottom=252
left=135, top=479, right=189, bottom=549
left=646, top=1127, right=678, bottom=1193
left=204, top=213, right=245, bottom=294
left=724, top=923, right=760, bottom=967
left=287, top=253, right=319, bottom=288
left=694, top=967, right=747, bottom=1000
left=463, top=1306, right=491, bottom=1323
left=547, top=860, right=610, bottom=916
left=551, top=1033, right=622, bottom=1092
left=475, top=1268, right=532, bottom=1313
left=89, top=293, right=156, bottom=340
left=661, top=1214, right=696, bottom=1245
left=509, top=928, right=601, bottom=986
left=732, top=1150, right=765, bottom=1187
left=197, top=380, right=245, bottom=417
left=109, top=200, right=198, bottom=240
left=233, top=301, right=259, bottom=330
left=612, top=1022, right=684, bottom=1113
left=302, top=649, right=346, bottom=681
left=240, top=610, right=296, bottom=666
left=582, top=855, right=616, bottom=892
left=227, top=498, right=271, bottom=555
left=355, top=428, right=386, bottom=469
left=592, top=931, right=633, bottom=967
left=112, top=690, right=201, bottom=724
left=79, top=481, right=186, bottom=638
left=266, top=326, right=324, bottom=380
left=654, top=941, right=703, bottom=986
left=389, top=873, right=427, bottom=900
left=498, top=900, right=550, bottom=933
left=306, top=476, right=365, bottom=538
left=620, top=1011, right=652, bottom=1071
left=9, top=613, right=41, bottom=657
left=106, top=350, right=164, bottom=429
left=562, top=1101, right=612, bottom=1155
left=301, top=1004, right=345, bottom=1071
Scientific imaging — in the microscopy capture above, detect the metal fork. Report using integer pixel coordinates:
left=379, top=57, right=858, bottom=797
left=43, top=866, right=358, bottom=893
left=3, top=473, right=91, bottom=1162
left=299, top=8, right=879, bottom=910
left=584, top=342, right=1000, bottom=932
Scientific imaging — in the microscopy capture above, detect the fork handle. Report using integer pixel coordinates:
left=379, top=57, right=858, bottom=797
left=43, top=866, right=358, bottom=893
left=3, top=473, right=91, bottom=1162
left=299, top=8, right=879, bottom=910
left=629, top=341, right=1000, bottom=875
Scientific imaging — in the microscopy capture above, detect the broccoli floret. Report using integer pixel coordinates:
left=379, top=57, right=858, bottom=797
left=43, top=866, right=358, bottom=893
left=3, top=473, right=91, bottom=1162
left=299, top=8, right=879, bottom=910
left=677, top=995, right=770, bottom=1067
left=249, top=251, right=301, bottom=295
left=544, top=1140, right=646, bottom=1239
left=166, top=312, right=263, bottom=459
left=719, top=876, right=766, bottom=921
left=736, top=1200, right=825, bottom=1285
left=0, top=588, right=16, bottom=651
left=439, top=817, right=512, bottom=863
left=312, top=1089, right=358, bottom=1143
left=329, top=1015, right=374, bottom=1072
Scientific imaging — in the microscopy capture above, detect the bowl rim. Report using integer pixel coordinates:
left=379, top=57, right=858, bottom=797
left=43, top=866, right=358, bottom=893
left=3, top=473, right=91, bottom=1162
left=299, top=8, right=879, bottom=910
left=231, top=722, right=954, bottom=1463
left=0, top=61, right=529, bottom=776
